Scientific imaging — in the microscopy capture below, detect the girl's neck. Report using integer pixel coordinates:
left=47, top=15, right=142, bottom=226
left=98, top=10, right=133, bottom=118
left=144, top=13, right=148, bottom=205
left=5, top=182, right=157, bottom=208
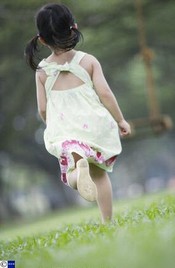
left=47, top=49, right=76, bottom=64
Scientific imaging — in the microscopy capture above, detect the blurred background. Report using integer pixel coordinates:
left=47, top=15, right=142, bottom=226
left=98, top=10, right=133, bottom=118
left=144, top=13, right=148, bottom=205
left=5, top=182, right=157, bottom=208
left=0, top=0, right=175, bottom=224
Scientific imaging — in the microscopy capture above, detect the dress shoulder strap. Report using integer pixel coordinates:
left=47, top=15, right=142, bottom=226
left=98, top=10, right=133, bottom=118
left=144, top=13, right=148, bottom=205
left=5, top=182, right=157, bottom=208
left=70, top=51, right=93, bottom=87
left=71, top=51, right=86, bottom=64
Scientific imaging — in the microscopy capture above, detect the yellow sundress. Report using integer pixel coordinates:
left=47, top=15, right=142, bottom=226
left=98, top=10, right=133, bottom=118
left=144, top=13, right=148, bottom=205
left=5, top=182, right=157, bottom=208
left=39, top=51, right=122, bottom=185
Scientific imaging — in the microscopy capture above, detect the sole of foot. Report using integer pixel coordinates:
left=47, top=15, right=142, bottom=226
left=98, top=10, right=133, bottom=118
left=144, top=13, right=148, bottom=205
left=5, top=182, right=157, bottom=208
left=77, top=159, right=97, bottom=202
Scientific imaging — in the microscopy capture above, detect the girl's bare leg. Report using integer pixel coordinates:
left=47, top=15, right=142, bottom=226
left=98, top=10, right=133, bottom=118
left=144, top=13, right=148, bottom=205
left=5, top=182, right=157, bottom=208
left=89, top=164, right=113, bottom=223
left=67, top=154, right=113, bottom=223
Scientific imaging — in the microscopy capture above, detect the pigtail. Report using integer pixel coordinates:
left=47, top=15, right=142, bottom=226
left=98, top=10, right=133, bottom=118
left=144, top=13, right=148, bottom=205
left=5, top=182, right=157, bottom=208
left=24, top=35, right=40, bottom=71
left=71, top=27, right=84, bottom=45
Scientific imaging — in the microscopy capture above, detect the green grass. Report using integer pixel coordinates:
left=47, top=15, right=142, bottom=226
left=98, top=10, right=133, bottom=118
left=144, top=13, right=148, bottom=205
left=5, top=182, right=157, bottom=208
left=1, top=191, right=175, bottom=268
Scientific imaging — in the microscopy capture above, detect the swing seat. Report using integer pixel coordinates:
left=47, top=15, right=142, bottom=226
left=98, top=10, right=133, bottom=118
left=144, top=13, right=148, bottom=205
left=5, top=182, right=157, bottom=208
left=128, top=114, right=173, bottom=138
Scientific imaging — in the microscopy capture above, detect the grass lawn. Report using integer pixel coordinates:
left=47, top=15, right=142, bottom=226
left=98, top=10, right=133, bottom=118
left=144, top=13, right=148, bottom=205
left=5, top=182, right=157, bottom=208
left=0, top=191, right=175, bottom=268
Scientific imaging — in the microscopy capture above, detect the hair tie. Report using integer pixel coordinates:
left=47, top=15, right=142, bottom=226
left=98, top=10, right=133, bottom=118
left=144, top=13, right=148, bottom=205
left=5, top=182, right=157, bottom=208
left=70, top=23, right=78, bottom=30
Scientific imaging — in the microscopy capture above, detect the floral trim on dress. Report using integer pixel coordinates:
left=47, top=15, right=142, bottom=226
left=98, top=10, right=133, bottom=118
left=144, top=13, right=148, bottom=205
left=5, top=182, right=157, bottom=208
left=58, top=140, right=117, bottom=185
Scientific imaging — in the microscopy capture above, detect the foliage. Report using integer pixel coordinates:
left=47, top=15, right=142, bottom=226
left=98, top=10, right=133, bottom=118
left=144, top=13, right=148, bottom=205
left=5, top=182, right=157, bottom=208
left=0, top=192, right=175, bottom=268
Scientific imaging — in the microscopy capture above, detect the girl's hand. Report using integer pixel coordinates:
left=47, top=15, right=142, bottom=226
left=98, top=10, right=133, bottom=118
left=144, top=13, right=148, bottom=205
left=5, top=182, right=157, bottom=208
left=118, top=119, right=131, bottom=137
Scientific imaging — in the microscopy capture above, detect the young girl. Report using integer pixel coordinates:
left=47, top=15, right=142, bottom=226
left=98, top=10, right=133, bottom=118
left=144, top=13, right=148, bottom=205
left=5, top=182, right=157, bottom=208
left=25, top=3, right=131, bottom=223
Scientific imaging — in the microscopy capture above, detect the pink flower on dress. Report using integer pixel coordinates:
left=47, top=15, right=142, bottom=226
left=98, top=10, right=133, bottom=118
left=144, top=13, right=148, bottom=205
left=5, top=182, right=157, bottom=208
left=60, top=155, right=68, bottom=166
left=96, top=152, right=101, bottom=158
left=95, top=151, right=105, bottom=163
left=62, top=140, right=92, bottom=158
left=110, top=121, right=116, bottom=129
left=83, top=123, right=88, bottom=129
left=105, top=156, right=117, bottom=166
left=60, top=112, right=64, bottom=120
left=59, top=154, right=69, bottom=185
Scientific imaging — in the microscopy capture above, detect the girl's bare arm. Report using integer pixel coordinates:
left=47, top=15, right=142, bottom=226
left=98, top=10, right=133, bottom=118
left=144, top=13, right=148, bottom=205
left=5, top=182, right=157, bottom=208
left=35, top=70, right=47, bottom=123
left=90, top=55, right=131, bottom=136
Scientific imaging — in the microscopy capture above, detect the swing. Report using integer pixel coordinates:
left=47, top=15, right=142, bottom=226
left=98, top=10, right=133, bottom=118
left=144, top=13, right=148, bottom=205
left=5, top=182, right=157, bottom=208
left=129, top=0, right=173, bottom=137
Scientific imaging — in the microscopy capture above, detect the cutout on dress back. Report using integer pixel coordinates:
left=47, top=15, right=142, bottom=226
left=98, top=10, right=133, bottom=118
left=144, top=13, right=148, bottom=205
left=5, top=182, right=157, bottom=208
left=52, top=71, right=85, bottom=91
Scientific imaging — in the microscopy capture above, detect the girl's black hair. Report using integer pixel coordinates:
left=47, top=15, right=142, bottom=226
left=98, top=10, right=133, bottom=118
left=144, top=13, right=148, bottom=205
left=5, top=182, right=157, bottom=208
left=25, top=3, right=83, bottom=71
